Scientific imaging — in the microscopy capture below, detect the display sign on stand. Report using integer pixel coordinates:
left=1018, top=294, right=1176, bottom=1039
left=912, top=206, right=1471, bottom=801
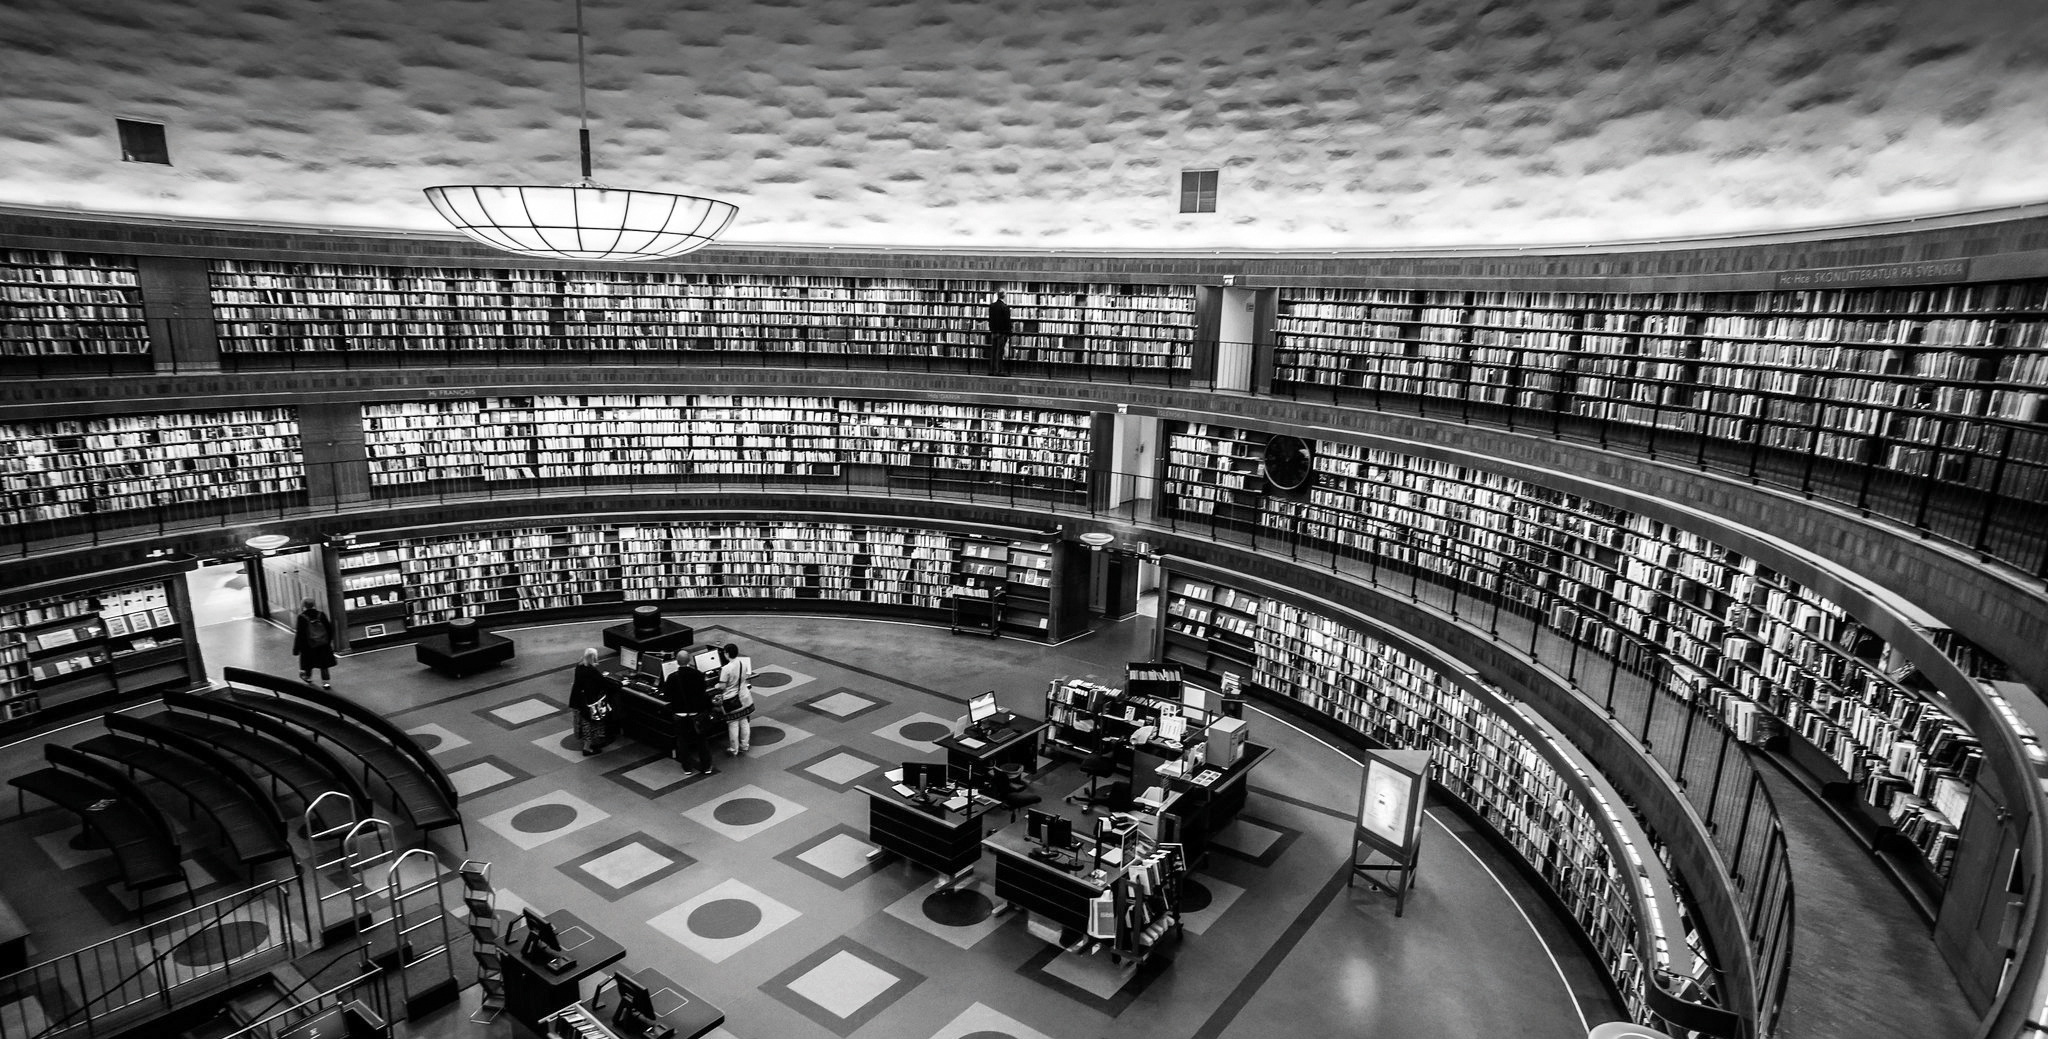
left=1349, top=748, right=1430, bottom=915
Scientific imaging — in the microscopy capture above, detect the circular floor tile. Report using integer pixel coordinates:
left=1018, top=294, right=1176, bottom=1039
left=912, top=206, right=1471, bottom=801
left=899, top=721, right=951, bottom=742
left=751, top=725, right=786, bottom=746
left=510, top=802, right=578, bottom=833
left=688, top=898, right=762, bottom=940
left=558, top=733, right=581, bottom=749
left=752, top=672, right=792, bottom=689
left=174, top=920, right=270, bottom=966
left=922, top=888, right=995, bottom=927
left=713, top=797, right=775, bottom=826
left=409, top=731, right=444, bottom=751
left=1179, top=878, right=1213, bottom=913
left=960, top=1032, right=1018, bottom=1039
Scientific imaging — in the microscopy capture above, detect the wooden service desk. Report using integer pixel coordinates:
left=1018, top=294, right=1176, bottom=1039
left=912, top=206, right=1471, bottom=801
left=983, top=824, right=1114, bottom=937
left=586, top=967, right=728, bottom=1039
left=499, top=910, right=627, bottom=1034
left=862, top=783, right=1001, bottom=885
left=936, top=718, right=1048, bottom=784
left=1142, top=742, right=1272, bottom=863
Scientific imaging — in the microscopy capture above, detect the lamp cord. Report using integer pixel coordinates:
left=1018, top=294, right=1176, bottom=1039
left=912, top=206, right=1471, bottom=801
left=574, top=0, right=592, bottom=179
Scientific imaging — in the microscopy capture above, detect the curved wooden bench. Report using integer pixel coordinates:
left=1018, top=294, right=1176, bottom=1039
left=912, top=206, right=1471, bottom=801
left=160, top=692, right=370, bottom=815
left=12, top=746, right=185, bottom=899
left=219, top=669, right=460, bottom=841
left=88, top=714, right=292, bottom=871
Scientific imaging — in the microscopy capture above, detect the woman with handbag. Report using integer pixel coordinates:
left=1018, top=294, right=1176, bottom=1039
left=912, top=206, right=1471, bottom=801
left=569, top=648, right=615, bottom=755
left=718, top=642, right=756, bottom=754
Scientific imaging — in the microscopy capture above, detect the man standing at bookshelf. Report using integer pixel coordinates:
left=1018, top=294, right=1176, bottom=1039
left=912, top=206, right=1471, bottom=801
left=986, top=291, right=1012, bottom=376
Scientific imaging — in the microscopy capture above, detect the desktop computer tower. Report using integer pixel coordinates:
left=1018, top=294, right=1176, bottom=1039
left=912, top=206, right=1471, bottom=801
left=1207, top=717, right=1247, bottom=766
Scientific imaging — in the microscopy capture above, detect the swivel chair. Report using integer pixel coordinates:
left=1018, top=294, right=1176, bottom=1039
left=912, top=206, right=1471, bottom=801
left=1064, top=744, right=1131, bottom=814
left=985, top=763, right=1043, bottom=822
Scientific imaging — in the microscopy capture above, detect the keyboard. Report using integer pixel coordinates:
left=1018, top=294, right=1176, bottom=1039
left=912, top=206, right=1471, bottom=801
left=986, top=728, right=1016, bottom=742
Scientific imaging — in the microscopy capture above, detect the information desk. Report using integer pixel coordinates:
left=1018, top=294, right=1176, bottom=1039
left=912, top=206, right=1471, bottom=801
left=862, top=783, right=1000, bottom=883
left=531, top=969, right=728, bottom=1039
left=499, top=910, right=627, bottom=1034
left=936, top=718, right=1048, bottom=787
left=586, top=647, right=720, bottom=752
left=1140, top=742, right=1272, bottom=863
left=983, top=823, right=1114, bottom=936
left=602, top=618, right=696, bottom=658
left=414, top=631, right=515, bottom=677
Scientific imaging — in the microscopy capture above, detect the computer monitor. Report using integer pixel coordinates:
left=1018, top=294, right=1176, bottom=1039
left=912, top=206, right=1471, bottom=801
left=619, top=647, right=640, bottom=671
left=635, top=652, right=672, bottom=684
left=691, top=648, right=722, bottom=673
left=1025, top=807, right=1057, bottom=846
left=519, top=908, right=562, bottom=961
left=610, top=972, right=657, bottom=1033
left=967, top=691, right=998, bottom=726
left=1045, top=815, right=1073, bottom=852
left=902, top=761, right=946, bottom=796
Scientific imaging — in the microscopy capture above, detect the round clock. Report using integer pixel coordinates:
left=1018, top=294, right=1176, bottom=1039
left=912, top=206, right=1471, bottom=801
left=1262, top=435, right=1316, bottom=493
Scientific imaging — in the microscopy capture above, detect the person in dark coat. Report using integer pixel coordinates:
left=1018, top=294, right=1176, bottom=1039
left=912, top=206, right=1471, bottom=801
left=569, top=647, right=615, bottom=755
left=292, top=599, right=337, bottom=688
left=986, top=292, right=1012, bottom=375
left=661, top=657, right=719, bottom=776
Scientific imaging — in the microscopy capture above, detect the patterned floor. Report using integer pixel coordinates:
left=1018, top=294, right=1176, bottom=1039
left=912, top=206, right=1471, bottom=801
left=0, top=613, right=1613, bottom=1039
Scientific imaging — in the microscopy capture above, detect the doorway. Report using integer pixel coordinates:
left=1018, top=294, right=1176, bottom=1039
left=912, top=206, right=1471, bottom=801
left=1216, top=286, right=1256, bottom=392
left=184, top=558, right=258, bottom=628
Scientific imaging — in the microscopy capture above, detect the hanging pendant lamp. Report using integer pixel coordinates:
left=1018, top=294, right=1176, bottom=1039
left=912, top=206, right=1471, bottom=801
left=423, top=0, right=737, bottom=261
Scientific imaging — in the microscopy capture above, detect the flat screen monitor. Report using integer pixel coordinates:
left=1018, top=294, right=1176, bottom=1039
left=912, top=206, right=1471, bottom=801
left=967, top=691, right=998, bottom=725
left=692, top=649, right=722, bottom=673
left=618, top=647, right=640, bottom=671
left=635, top=652, right=672, bottom=684
left=1025, top=807, right=1057, bottom=846
left=902, top=761, right=946, bottom=793
left=1182, top=684, right=1210, bottom=713
left=519, top=908, right=561, bottom=958
left=1044, top=814, right=1074, bottom=852
left=611, top=972, right=656, bottom=1031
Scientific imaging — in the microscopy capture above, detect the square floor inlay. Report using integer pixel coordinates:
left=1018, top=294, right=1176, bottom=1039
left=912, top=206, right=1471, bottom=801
left=558, top=832, right=695, bottom=901
left=476, top=694, right=568, bottom=730
left=34, top=826, right=111, bottom=871
left=403, top=721, right=472, bottom=756
left=1178, top=871, right=1247, bottom=935
left=1207, top=815, right=1300, bottom=867
left=604, top=754, right=715, bottom=799
left=477, top=789, right=610, bottom=851
left=794, top=687, right=888, bottom=722
left=763, top=935, right=926, bottom=1037
left=873, top=711, right=962, bottom=751
left=788, top=745, right=891, bottom=792
left=740, top=719, right=814, bottom=756
left=647, top=877, right=800, bottom=964
left=446, top=755, right=532, bottom=800
left=774, top=824, right=890, bottom=890
left=931, top=1002, right=1061, bottom=1039
left=680, top=783, right=807, bottom=843
left=744, top=664, right=815, bottom=697
left=882, top=875, right=1007, bottom=949
left=1016, top=939, right=1168, bottom=1016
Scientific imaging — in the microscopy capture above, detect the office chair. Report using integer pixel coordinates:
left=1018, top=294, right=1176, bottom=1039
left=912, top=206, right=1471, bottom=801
left=985, top=762, right=1043, bottom=822
left=1064, top=744, right=1130, bottom=814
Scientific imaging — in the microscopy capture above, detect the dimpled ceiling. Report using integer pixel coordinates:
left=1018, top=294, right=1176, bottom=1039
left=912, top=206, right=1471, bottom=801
left=3, top=0, right=2047, bottom=251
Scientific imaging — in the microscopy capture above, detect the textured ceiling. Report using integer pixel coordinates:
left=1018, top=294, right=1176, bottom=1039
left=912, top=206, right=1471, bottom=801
left=3, top=0, right=2047, bottom=251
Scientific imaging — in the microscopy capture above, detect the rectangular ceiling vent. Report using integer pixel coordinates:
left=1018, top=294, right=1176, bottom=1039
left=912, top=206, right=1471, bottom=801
left=116, top=119, right=170, bottom=165
left=1179, top=169, right=1218, bottom=214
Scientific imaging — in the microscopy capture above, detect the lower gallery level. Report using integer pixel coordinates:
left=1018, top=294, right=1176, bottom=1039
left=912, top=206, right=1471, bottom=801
left=0, top=609, right=1630, bottom=1039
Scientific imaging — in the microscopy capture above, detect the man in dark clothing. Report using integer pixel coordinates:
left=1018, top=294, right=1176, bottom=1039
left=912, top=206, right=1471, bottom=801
left=660, top=661, right=719, bottom=775
left=986, top=292, right=1012, bottom=375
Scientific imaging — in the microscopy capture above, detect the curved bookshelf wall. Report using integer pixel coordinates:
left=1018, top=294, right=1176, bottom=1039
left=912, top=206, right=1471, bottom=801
left=6, top=209, right=2048, bottom=1039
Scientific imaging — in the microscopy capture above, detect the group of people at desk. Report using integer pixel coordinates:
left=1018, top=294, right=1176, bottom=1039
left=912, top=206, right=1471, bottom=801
left=581, top=642, right=757, bottom=772
left=864, top=689, right=1266, bottom=959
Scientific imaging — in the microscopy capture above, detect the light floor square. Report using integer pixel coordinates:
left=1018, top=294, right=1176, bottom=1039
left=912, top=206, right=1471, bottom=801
left=882, top=875, right=1007, bottom=949
left=35, top=826, right=111, bottom=870
left=872, top=711, right=961, bottom=751
left=605, top=754, right=715, bottom=799
left=647, top=877, right=800, bottom=964
left=477, top=789, right=610, bottom=851
left=741, top=719, right=814, bottom=756
left=559, top=832, right=695, bottom=901
left=680, top=783, right=808, bottom=843
left=763, top=936, right=926, bottom=1037
left=1208, top=815, right=1300, bottom=867
left=787, top=745, right=891, bottom=793
left=931, top=1002, right=1061, bottom=1039
left=1178, top=872, right=1248, bottom=935
left=533, top=727, right=587, bottom=762
left=478, top=695, right=566, bottom=729
left=1042, top=946, right=1140, bottom=1000
left=744, top=664, right=815, bottom=697
left=447, top=760, right=515, bottom=798
left=795, top=687, right=888, bottom=722
left=774, top=824, right=890, bottom=891
left=403, top=721, right=472, bottom=756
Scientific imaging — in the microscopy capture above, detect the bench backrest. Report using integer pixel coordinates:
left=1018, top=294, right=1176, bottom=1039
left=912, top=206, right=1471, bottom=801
left=45, top=744, right=175, bottom=850
left=163, top=691, right=371, bottom=809
left=222, top=667, right=457, bottom=808
left=107, top=713, right=286, bottom=840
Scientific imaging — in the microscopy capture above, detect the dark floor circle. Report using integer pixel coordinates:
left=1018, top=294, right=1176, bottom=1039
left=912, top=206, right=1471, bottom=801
left=688, top=898, right=762, bottom=940
left=751, top=726, right=786, bottom=746
left=510, top=802, right=579, bottom=833
left=1178, top=879, right=1213, bottom=913
left=751, top=671, right=792, bottom=689
left=559, top=733, right=581, bottom=749
left=959, top=1032, right=1018, bottom=1039
left=922, top=888, right=995, bottom=927
left=713, top=797, right=775, bottom=826
left=899, top=720, right=951, bottom=742
left=410, top=730, right=444, bottom=750
left=173, top=920, right=271, bottom=967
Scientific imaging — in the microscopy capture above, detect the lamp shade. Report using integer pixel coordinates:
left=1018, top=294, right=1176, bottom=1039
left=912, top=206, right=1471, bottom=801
left=422, top=182, right=738, bottom=261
